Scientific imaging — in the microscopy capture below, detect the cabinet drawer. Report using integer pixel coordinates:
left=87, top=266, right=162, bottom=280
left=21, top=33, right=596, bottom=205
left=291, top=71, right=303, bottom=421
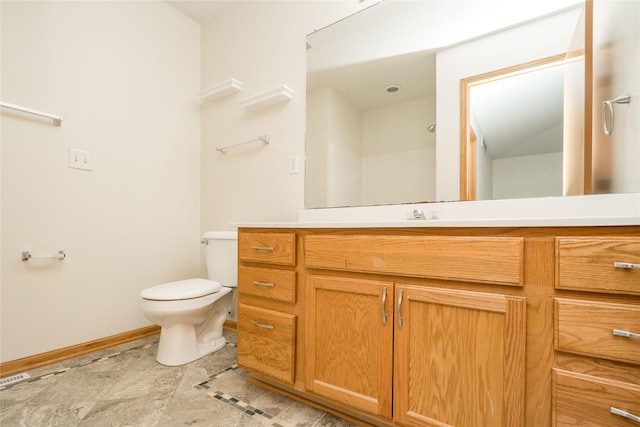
left=305, top=235, right=524, bottom=286
left=556, top=237, right=640, bottom=295
left=239, top=232, right=296, bottom=266
left=555, top=298, right=640, bottom=365
left=238, top=266, right=296, bottom=303
left=554, top=369, right=640, bottom=426
left=237, top=304, right=296, bottom=383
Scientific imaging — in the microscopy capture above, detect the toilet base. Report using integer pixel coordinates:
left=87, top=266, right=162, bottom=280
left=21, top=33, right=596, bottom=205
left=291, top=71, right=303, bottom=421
left=155, top=323, right=227, bottom=366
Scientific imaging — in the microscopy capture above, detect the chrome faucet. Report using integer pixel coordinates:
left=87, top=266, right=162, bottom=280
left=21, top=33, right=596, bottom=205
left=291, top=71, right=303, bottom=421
left=407, top=208, right=438, bottom=220
left=411, top=209, right=426, bottom=220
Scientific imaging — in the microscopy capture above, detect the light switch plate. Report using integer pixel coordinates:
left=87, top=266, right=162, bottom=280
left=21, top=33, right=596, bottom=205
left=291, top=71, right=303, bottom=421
left=68, top=149, right=92, bottom=171
left=289, top=154, right=299, bottom=174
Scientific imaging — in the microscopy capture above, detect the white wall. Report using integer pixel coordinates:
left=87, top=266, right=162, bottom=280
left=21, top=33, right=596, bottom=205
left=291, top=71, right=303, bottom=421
left=362, top=96, right=436, bottom=205
left=200, top=1, right=370, bottom=232
left=305, top=87, right=330, bottom=208
left=1, top=2, right=201, bottom=362
left=493, top=152, right=563, bottom=199
left=327, top=90, right=362, bottom=207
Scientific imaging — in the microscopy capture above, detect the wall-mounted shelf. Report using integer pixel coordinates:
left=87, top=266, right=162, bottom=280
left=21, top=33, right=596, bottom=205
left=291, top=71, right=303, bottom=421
left=240, top=85, right=294, bottom=111
left=200, top=78, right=243, bottom=103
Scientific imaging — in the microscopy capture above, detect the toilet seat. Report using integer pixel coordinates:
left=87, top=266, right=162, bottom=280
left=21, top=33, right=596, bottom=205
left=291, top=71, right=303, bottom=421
left=140, top=278, right=222, bottom=301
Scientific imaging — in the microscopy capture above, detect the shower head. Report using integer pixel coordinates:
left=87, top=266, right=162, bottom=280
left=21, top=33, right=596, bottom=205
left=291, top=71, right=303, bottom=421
left=427, top=124, right=436, bottom=133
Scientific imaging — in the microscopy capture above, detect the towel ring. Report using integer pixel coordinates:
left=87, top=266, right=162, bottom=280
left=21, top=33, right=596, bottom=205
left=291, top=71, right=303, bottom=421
left=602, top=94, right=631, bottom=136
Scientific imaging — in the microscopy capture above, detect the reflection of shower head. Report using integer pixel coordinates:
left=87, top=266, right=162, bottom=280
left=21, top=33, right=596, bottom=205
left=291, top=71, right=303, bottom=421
left=427, top=124, right=436, bottom=133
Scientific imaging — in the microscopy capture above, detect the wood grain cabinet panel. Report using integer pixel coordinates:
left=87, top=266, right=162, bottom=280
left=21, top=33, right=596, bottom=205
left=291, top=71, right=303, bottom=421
left=239, top=232, right=296, bottom=266
left=555, top=237, right=640, bottom=295
left=237, top=303, right=296, bottom=384
left=305, top=275, right=394, bottom=418
left=394, top=285, right=526, bottom=427
left=554, top=369, right=640, bottom=426
left=305, top=235, right=524, bottom=286
left=555, top=298, right=640, bottom=365
left=238, top=266, right=296, bottom=303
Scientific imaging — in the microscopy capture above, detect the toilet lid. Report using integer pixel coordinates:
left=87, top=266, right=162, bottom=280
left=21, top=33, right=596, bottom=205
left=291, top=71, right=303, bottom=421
left=140, top=278, right=222, bottom=301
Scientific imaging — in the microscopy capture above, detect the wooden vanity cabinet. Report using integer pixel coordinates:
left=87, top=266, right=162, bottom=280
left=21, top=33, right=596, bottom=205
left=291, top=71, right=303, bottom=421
left=237, top=226, right=639, bottom=427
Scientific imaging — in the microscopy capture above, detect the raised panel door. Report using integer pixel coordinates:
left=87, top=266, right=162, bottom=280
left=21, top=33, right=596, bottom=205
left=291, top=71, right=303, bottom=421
left=305, top=275, right=394, bottom=418
left=394, top=285, right=526, bottom=427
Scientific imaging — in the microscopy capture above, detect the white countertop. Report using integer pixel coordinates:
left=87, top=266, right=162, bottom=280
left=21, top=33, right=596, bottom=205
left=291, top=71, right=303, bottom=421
left=234, top=217, right=638, bottom=229
left=233, top=194, right=640, bottom=229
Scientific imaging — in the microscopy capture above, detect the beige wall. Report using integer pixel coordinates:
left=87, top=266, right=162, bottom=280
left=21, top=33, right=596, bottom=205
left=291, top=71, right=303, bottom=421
left=1, top=1, right=201, bottom=362
left=1, top=0, right=369, bottom=364
left=200, top=1, right=369, bottom=232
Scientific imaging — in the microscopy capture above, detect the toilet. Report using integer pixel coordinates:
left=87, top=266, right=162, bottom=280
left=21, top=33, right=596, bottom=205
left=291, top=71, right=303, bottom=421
left=140, top=231, right=238, bottom=366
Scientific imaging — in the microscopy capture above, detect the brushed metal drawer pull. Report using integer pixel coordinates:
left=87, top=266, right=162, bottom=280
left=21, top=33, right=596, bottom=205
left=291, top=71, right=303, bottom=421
left=611, top=407, right=640, bottom=423
left=381, top=287, right=388, bottom=325
left=252, top=320, right=274, bottom=330
left=252, top=280, right=275, bottom=287
left=397, top=289, right=404, bottom=329
left=252, top=246, right=274, bottom=251
left=613, top=329, right=640, bottom=339
left=614, top=262, right=640, bottom=269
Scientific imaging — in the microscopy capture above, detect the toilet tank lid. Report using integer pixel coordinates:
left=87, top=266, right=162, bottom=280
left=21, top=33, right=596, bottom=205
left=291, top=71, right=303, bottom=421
left=202, top=230, right=237, bottom=240
left=140, top=278, right=222, bottom=301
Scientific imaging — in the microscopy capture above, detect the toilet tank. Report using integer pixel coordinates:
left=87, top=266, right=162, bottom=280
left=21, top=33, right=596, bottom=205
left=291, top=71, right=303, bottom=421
left=202, top=231, right=238, bottom=287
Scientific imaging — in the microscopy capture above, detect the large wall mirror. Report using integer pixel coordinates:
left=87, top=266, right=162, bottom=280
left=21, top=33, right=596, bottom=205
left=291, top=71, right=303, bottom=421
left=305, top=0, right=639, bottom=209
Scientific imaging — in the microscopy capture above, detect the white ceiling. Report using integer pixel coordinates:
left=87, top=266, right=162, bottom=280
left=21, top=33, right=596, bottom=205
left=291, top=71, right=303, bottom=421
left=165, top=1, right=235, bottom=24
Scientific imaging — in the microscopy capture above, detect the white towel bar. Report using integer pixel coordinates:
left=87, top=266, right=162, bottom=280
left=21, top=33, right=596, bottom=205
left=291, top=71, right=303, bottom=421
left=21, top=250, right=66, bottom=261
left=216, top=135, right=269, bottom=154
left=1, top=101, right=63, bottom=126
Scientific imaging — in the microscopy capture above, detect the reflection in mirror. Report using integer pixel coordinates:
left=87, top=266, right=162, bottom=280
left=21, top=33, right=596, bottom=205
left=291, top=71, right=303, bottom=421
left=306, top=50, right=436, bottom=208
left=461, top=55, right=578, bottom=200
left=460, top=0, right=639, bottom=201
left=306, top=0, right=588, bottom=209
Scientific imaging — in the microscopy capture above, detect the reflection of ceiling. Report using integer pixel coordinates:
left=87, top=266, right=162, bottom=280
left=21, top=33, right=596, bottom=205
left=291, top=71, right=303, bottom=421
left=306, top=0, right=582, bottom=71
left=307, top=50, right=436, bottom=112
left=306, top=0, right=582, bottom=126
left=470, top=65, right=565, bottom=159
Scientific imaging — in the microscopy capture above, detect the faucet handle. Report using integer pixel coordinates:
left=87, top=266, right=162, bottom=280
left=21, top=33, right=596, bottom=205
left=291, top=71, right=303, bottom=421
left=406, top=208, right=438, bottom=220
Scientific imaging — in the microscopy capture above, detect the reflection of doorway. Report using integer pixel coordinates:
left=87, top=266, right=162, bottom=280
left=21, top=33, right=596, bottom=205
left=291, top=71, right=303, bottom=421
left=460, top=54, right=584, bottom=200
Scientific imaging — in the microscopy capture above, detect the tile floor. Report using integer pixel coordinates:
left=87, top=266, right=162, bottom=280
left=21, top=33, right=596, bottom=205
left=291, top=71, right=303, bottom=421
left=0, top=330, right=356, bottom=427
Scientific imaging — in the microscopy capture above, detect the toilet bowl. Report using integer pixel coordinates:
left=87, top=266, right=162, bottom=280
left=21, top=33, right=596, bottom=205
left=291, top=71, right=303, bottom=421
left=140, top=231, right=238, bottom=366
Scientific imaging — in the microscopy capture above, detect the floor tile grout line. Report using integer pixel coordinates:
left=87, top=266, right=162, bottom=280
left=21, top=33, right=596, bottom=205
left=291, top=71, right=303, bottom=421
left=0, top=342, right=155, bottom=392
left=193, top=363, right=239, bottom=389
left=192, top=361, right=295, bottom=427
left=1, top=341, right=237, bottom=392
left=207, top=390, right=294, bottom=427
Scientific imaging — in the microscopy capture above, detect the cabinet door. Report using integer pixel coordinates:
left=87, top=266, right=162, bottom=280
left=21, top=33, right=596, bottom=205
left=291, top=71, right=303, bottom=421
left=305, top=275, right=394, bottom=418
left=394, top=285, right=526, bottom=427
